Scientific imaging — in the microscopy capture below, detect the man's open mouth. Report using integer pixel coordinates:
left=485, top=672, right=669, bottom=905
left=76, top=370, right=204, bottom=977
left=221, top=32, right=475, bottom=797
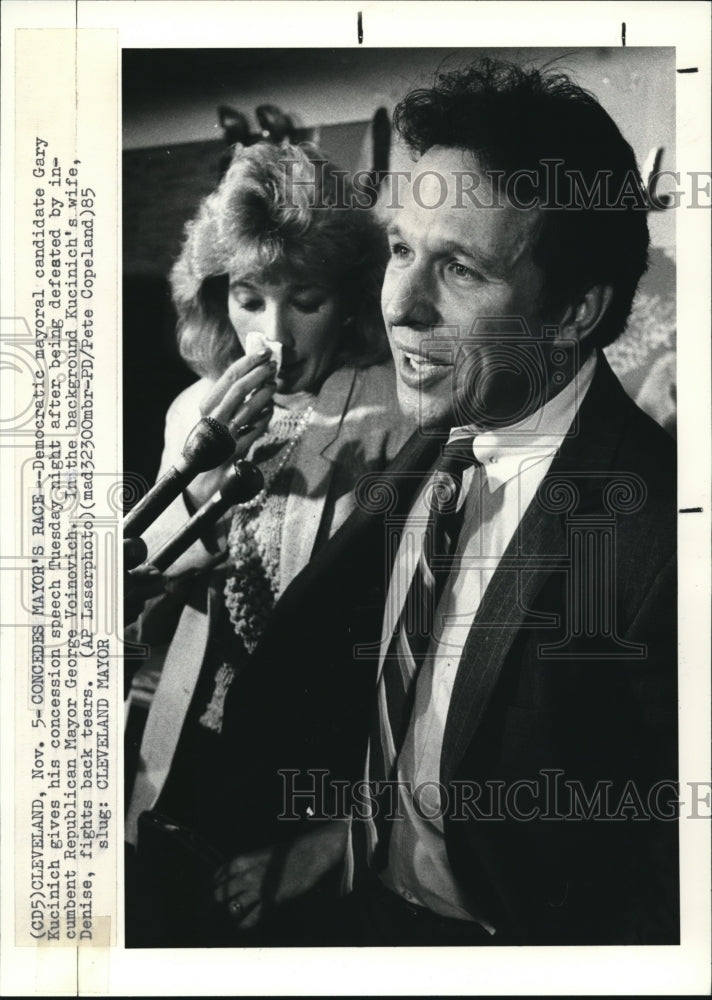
left=402, top=349, right=451, bottom=371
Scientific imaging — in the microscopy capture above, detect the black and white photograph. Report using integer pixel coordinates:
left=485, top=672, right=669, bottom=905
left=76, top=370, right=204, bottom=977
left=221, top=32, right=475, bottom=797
left=1, top=2, right=710, bottom=996
left=123, top=45, right=680, bottom=948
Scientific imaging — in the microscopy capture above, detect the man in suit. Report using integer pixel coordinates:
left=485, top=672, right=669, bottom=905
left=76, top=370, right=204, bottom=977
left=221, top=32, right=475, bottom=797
left=215, top=59, right=678, bottom=947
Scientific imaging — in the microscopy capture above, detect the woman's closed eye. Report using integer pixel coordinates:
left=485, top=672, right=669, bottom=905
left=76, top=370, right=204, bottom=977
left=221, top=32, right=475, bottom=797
left=234, top=296, right=263, bottom=312
left=291, top=292, right=327, bottom=314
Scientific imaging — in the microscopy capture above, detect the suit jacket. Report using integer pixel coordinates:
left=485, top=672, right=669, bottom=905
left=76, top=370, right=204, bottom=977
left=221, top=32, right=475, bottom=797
left=125, top=359, right=413, bottom=844
left=220, top=352, right=678, bottom=945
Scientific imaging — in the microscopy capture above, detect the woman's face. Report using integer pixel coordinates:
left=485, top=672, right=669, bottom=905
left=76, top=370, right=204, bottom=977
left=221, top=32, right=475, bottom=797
left=227, top=269, right=342, bottom=394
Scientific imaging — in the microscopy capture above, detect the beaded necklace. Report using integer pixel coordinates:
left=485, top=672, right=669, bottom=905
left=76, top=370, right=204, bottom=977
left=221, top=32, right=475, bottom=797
left=199, top=401, right=315, bottom=733
left=233, top=403, right=314, bottom=513
left=224, top=400, right=315, bottom=649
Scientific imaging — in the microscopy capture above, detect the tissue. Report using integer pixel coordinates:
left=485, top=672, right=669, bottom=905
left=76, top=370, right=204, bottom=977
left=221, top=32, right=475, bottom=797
left=245, top=331, right=283, bottom=373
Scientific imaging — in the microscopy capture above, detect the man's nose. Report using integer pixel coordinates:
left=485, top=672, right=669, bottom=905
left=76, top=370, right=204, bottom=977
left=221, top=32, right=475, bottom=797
left=383, top=266, right=438, bottom=329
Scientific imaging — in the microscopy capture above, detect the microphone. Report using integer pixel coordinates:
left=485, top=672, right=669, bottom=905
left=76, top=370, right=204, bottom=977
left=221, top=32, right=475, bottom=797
left=123, top=417, right=236, bottom=540
left=145, top=459, right=264, bottom=573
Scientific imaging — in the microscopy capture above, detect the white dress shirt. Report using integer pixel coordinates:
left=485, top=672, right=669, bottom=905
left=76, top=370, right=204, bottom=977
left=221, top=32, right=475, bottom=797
left=378, top=355, right=597, bottom=927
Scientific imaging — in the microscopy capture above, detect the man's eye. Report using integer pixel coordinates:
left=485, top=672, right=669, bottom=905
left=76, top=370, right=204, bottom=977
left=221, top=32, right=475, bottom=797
left=448, top=261, right=478, bottom=281
left=389, top=242, right=411, bottom=260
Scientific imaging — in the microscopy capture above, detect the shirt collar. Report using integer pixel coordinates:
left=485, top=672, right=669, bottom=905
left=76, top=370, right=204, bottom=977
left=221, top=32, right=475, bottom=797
left=448, top=353, right=597, bottom=493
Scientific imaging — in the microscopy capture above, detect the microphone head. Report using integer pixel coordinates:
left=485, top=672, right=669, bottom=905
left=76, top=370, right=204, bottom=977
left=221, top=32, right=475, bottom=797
left=223, top=459, right=265, bottom=505
left=181, top=416, right=236, bottom=471
left=124, top=535, right=148, bottom=570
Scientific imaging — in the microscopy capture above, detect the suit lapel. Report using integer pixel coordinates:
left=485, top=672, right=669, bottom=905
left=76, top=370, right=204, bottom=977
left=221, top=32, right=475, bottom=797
left=440, top=352, right=638, bottom=785
left=271, top=424, right=443, bottom=630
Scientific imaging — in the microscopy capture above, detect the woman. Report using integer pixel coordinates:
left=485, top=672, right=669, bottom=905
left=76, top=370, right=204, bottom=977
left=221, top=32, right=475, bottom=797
left=125, top=141, right=411, bottom=945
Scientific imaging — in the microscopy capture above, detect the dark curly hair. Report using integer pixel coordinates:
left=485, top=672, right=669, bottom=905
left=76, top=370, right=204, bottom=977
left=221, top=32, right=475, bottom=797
left=170, top=141, right=389, bottom=379
left=393, top=58, right=650, bottom=349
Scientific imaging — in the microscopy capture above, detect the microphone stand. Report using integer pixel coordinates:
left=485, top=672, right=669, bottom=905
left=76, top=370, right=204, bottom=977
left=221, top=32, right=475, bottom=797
left=147, top=461, right=264, bottom=572
left=124, top=460, right=264, bottom=612
left=124, top=417, right=236, bottom=540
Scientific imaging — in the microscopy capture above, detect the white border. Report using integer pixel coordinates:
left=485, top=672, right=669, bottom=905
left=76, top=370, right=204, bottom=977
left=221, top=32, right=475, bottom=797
left=1, top=2, right=710, bottom=996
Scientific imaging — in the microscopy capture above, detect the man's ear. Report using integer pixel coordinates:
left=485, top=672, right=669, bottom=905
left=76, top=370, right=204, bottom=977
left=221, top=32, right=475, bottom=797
left=558, top=285, right=614, bottom=344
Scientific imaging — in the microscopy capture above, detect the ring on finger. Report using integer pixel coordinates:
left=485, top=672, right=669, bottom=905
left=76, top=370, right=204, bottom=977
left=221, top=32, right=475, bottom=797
left=228, top=899, right=243, bottom=917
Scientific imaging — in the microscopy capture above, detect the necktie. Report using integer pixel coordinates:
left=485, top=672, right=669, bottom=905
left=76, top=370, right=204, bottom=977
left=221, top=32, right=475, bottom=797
left=350, top=436, right=480, bottom=879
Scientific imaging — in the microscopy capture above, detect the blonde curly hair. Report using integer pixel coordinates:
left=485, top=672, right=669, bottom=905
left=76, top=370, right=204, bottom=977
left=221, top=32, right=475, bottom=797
left=170, top=141, right=389, bottom=380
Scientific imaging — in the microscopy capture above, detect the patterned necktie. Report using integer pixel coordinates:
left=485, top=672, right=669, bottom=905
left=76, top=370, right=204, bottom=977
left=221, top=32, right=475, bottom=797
left=349, top=435, right=480, bottom=879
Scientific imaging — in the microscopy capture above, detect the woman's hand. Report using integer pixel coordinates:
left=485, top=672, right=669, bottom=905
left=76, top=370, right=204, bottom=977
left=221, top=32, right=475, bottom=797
left=212, top=820, right=348, bottom=930
left=186, top=351, right=278, bottom=509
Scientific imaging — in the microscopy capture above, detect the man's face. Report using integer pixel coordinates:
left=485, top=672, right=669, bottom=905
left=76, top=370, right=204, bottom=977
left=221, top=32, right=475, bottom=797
left=382, top=146, right=554, bottom=429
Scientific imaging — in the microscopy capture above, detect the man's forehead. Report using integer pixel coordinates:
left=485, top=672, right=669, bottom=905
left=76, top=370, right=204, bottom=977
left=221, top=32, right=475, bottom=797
left=412, top=144, right=481, bottom=178
left=396, top=146, right=540, bottom=267
left=407, top=144, right=498, bottom=198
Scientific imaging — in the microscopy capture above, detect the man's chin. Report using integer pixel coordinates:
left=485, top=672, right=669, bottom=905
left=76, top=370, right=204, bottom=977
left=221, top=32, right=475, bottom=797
left=395, top=379, right=454, bottom=429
